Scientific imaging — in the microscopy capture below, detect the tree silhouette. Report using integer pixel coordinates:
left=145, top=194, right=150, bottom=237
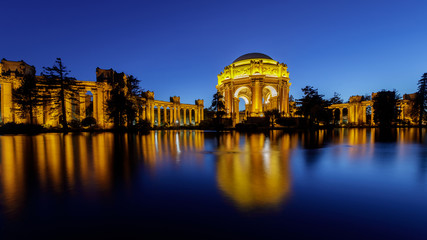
left=264, top=109, right=280, bottom=127
left=210, top=91, right=226, bottom=119
left=41, top=58, right=77, bottom=131
left=106, top=74, right=141, bottom=128
left=413, top=73, right=427, bottom=127
left=372, top=90, right=400, bottom=128
left=296, top=86, right=329, bottom=126
left=209, top=91, right=226, bottom=128
left=13, top=73, right=42, bottom=124
left=329, top=92, right=343, bottom=104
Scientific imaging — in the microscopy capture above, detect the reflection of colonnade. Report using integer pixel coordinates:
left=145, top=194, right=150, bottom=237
left=216, top=132, right=294, bottom=210
left=140, top=130, right=205, bottom=169
left=0, top=59, right=204, bottom=128
left=0, top=131, right=206, bottom=218
left=0, top=133, right=115, bottom=217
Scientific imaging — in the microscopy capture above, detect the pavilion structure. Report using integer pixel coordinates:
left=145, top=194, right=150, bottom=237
left=216, top=53, right=291, bottom=126
left=0, top=59, right=203, bottom=128
left=328, top=93, right=416, bottom=126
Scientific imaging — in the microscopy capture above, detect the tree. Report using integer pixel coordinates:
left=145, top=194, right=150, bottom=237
left=414, top=73, right=427, bottom=127
left=210, top=91, right=226, bottom=119
left=372, top=90, right=400, bottom=128
left=106, top=73, right=141, bottom=128
left=209, top=91, right=226, bottom=129
left=264, top=109, right=280, bottom=127
left=13, top=73, right=42, bottom=124
left=41, top=58, right=76, bottom=131
left=329, top=92, right=343, bottom=104
left=296, top=86, right=330, bottom=126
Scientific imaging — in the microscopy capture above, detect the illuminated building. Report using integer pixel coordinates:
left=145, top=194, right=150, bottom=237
left=0, top=59, right=204, bottom=128
left=216, top=53, right=291, bottom=126
left=328, top=93, right=417, bottom=126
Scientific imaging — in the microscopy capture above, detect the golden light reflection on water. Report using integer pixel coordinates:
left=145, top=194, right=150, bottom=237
left=0, top=129, right=425, bottom=217
left=216, top=132, right=296, bottom=211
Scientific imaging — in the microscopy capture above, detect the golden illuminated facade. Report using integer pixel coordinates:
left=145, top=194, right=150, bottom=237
left=217, top=53, right=291, bottom=125
left=0, top=59, right=203, bottom=128
left=328, top=93, right=417, bottom=126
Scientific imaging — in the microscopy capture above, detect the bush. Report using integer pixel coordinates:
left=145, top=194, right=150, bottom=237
left=276, top=117, right=298, bottom=127
left=198, top=119, right=214, bottom=129
left=129, top=119, right=151, bottom=132
left=69, top=119, right=81, bottom=129
left=81, top=117, right=97, bottom=127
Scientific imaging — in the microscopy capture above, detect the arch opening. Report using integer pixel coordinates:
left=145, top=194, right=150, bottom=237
left=342, top=108, right=349, bottom=124
left=262, top=86, right=278, bottom=112
left=366, top=106, right=372, bottom=125
left=334, top=109, right=341, bottom=124
left=234, top=86, right=252, bottom=124
left=85, top=91, right=93, bottom=118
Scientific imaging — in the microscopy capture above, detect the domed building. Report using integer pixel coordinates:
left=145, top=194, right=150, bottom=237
left=216, top=53, right=291, bottom=125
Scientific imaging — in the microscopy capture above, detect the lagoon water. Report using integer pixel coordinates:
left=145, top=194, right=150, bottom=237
left=0, top=129, right=426, bottom=239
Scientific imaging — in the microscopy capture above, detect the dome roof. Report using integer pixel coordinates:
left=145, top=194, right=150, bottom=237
left=233, top=53, right=273, bottom=63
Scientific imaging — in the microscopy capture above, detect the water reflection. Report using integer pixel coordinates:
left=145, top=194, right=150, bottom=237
left=215, top=132, right=295, bottom=211
left=0, top=128, right=426, bottom=223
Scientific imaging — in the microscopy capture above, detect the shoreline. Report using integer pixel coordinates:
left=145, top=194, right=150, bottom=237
left=0, top=124, right=425, bottom=135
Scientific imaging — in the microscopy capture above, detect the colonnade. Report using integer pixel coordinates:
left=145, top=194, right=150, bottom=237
left=329, top=104, right=373, bottom=125
left=0, top=59, right=204, bottom=128
left=141, top=99, right=204, bottom=127
left=329, top=95, right=415, bottom=126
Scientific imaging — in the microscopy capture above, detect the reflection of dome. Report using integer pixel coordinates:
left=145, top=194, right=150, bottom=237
left=233, top=53, right=273, bottom=63
left=216, top=134, right=291, bottom=211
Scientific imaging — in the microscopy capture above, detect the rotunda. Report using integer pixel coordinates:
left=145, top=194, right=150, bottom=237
left=216, top=53, right=291, bottom=125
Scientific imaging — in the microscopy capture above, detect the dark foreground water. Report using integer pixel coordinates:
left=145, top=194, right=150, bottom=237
left=0, top=129, right=426, bottom=239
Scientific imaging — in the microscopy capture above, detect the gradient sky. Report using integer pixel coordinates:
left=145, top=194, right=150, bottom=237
left=2, top=0, right=427, bottom=106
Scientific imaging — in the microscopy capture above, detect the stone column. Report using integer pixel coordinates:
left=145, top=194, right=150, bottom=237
left=79, top=94, right=86, bottom=121
left=1, top=82, right=13, bottom=123
left=177, top=107, right=181, bottom=125
left=146, top=104, right=151, bottom=122
left=371, top=108, right=375, bottom=126
left=169, top=107, right=173, bottom=124
left=163, top=107, right=167, bottom=124
left=283, top=84, right=289, bottom=116
left=93, top=91, right=98, bottom=125
left=201, top=107, right=204, bottom=121
left=362, top=106, right=366, bottom=124
left=142, top=106, right=146, bottom=120
left=225, top=86, right=231, bottom=117
left=339, top=108, right=343, bottom=124
left=157, top=106, right=161, bottom=126
left=183, top=108, right=187, bottom=125
left=151, top=104, right=155, bottom=127
left=99, top=90, right=105, bottom=127
left=251, top=80, right=262, bottom=116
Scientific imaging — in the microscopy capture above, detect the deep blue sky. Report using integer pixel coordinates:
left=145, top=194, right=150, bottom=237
left=2, top=0, right=427, bottom=105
